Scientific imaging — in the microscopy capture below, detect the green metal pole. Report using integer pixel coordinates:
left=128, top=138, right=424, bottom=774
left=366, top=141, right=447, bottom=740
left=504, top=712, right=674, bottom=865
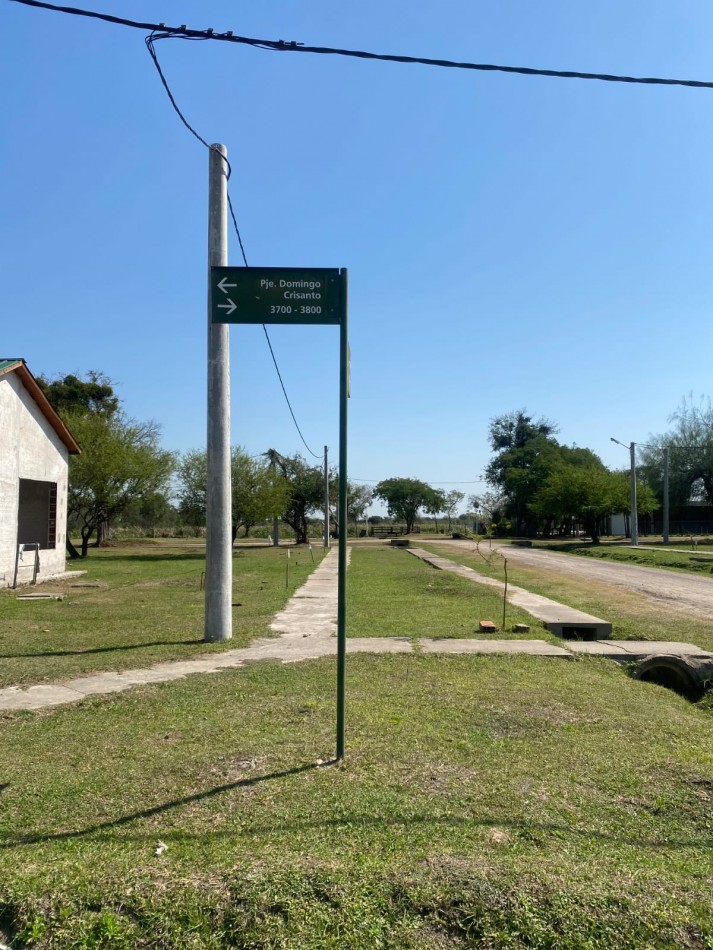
left=336, top=268, right=348, bottom=761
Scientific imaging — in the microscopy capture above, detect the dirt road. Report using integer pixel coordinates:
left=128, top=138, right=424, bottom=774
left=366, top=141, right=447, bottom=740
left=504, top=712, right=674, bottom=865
left=435, top=541, right=713, bottom=621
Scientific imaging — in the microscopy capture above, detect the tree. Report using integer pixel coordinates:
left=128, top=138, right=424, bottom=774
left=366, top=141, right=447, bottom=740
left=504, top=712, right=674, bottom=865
left=64, top=411, right=175, bottom=557
left=533, top=463, right=659, bottom=543
left=485, top=410, right=625, bottom=537
left=488, top=410, right=557, bottom=452
left=331, top=480, right=373, bottom=536
left=40, top=372, right=174, bottom=557
left=442, top=490, right=465, bottom=531
left=37, top=371, right=119, bottom=417
left=532, top=465, right=614, bottom=543
left=347, top=483, right=373, bottom=529
left=175, top=450, right=208, bottom=528
left=610, top=470, right=659, bottom=535
left=232, top=451, right=291, bottom=537
left=373, top=478, right=439, bottom=534
left=423, top=487, right=447, bottom=533
left=115, top=492, right=177, bottom=531
left=176, top=447, right=290, bottom=539
left=485, top=411, right=561, bottom=535
left=468, top=491, right=504, bottom=531
left=268, top=451, right=324, bottom=544
left=640, top=395, right=713, bottom=506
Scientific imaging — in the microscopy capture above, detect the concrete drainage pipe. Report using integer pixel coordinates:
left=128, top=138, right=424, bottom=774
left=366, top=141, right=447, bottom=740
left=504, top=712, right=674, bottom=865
left=631, top=654, right=713, bottom=702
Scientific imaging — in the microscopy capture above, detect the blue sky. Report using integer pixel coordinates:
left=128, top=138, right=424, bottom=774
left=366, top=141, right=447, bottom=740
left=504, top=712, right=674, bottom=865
left=3, top=1, right=713, bottom=512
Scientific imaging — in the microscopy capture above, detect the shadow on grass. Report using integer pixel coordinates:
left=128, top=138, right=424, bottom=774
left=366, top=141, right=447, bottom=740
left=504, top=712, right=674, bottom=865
left=538, top=541, right=605, bottom=554
left=0, top=639, right=205, bottom=659
left=71, top=552, right=207, bottom=565
left=0, top=762, right=325, bottom=848
left=2, top=773, right=709, bottom=853
left=216, top=814, right=713, bottom=852
left=79, top=546, right=296, bottom=565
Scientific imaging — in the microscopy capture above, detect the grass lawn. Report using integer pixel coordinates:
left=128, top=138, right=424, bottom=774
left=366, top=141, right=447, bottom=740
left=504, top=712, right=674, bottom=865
left=347, top=545, right=550, bottom=639
left=2, top=541, right=713, bottom=947
left=0, top=541, right=326, bottom=688
left=423, top=541, right=713, bottom=654
left=1, top=654, right=713, bottom=948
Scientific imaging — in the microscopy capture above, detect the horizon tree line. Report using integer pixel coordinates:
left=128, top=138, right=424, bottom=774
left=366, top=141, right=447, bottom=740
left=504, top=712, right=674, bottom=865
left=38, top=373, right=713, bottom=553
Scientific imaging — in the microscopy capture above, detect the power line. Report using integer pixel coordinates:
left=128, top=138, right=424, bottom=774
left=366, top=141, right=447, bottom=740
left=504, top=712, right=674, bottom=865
left=144, top=33, right=213, bottom=152
left=10, top=0, right=713, bottom=91
left=259, top=325, right=321, bottom=459
left=143, top=32, right=321, bottom=461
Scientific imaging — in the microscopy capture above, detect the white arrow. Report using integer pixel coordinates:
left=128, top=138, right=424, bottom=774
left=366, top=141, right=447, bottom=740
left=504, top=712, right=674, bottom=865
left=217, top=298, right=237, bottom=316
left=217, top=277, right=237, bottom=294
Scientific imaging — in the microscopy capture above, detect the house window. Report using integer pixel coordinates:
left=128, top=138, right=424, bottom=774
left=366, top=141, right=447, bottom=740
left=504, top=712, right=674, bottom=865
left=18, top=479, right=57, bottom=550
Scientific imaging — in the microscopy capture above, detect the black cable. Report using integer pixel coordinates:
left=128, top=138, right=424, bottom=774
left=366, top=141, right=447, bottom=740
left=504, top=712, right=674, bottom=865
left=227, top=195, right=249, bottom=269
left=145, top=34, right=240, bottom=243
left=145, top=32, right=321, bottom=461
left=145, top=33, right=210, bottom=149
left=10, top=0, right=713, bottom=89
left=259, top=326, right=321, bottom=459
left=10, top=0, right=713, bottom=91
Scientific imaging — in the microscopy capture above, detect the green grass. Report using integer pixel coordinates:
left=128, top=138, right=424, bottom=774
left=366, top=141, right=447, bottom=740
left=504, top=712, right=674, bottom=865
left=423, top=541, right=713, bottom=653
left=1, top=654, right=713, bottom=948
left=2, top=541, right=713, bottom=946
left=347, top=545, right=550, bottom=639
left=0, top=541, right=326, bottom=688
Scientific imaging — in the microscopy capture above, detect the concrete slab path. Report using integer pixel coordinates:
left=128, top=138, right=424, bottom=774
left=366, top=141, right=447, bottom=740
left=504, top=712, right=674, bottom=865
left=1, top=545, right=710, bottom=713
left=407, top=547, right=612, bottom=638
left=565, top=640, right=713, bottom=660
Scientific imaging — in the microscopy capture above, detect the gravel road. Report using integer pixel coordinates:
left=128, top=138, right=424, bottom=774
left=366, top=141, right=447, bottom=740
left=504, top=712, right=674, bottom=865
left=435, top=541, right=713, bottom=620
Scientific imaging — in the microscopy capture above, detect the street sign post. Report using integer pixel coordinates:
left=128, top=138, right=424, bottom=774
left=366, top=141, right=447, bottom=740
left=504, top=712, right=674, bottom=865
left=211, top=267, right=341, bottom=325
left=211, top=265, right=349, bottom=761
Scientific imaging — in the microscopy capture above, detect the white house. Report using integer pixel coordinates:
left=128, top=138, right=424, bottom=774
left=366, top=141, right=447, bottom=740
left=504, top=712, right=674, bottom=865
left=0, top=359, right=80, bottom=587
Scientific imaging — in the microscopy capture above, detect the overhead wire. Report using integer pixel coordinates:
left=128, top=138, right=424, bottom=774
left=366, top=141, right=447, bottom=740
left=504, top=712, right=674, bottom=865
left=9, top=0, right=713, bottom=91
left=17, top=0, right=713, bottom=472
left=144, top=31, right=321, bottom=460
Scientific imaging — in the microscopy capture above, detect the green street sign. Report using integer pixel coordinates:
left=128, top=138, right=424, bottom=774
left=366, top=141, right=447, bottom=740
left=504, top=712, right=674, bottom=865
left=209, top=262, right=350, bottom=761
left=211, top=266, right=342, bottom=325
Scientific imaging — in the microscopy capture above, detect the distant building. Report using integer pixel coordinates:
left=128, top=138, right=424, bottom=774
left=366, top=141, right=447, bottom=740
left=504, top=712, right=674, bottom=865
left=609, top=513, right=628, bottom=537
left=0, top=359, right=80, bottom=587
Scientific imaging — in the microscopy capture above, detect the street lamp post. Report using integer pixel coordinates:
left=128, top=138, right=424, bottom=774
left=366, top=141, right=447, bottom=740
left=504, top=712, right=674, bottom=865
left=611, top=437, right=638, bottom=546
left=628, top=441, right=638, bottom=546
left=611, top=438, right=670, bottom=545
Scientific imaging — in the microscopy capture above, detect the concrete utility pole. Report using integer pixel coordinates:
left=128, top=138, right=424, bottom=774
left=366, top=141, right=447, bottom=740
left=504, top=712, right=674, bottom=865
left=323, top=445, right=330, bottom=549
left=269, top=454, right=280, bottom=547
left=629, top=441, right=638, bottom=547
left=663, top=446, right=670, bottom=545
left=204, top=144, right=232, bottom=641
left=611, top=436, right=639, bottom=547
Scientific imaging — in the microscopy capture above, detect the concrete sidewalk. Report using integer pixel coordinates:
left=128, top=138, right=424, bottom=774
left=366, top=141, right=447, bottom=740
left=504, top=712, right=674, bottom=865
left=408, top=547, right=612, bottom=639
left=1, top=546, right=710, bottom=713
